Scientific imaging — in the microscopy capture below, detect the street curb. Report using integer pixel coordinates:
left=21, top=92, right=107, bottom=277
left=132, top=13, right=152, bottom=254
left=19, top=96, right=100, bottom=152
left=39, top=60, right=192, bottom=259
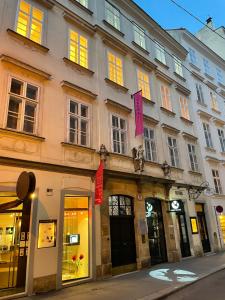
left=141, top=264, right=225, bottom=300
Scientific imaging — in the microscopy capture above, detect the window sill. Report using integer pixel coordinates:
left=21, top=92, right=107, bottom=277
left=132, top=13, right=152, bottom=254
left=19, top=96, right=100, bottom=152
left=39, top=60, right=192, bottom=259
left=173, top=72, right=186, bottom=82
left=109, top=152, right=132, bottom=160
left=145, top=160, right=161, bottom=167
left=218, top=82, right=225, bottom=90
left=197, top=100, right=207, bottom=108
left=180, top=116, right=193, bottom=125
left=63, top=57, right=94, bottom=76
left=61, top=142, right=96, bottom=153
left=189, top=62, right=201, bottom=72
left=1, top=128, right=45, bottom=141
left=205, top=147, right=216, bottom=153
left=154, top=58, right=169, bottom=69
left=68, top=0, right=93, bottom=15
left=131, top=41, right=149, bottom=55
left=142, top=97, right=155, bottom=105
left=7, top=29, right=49, bottom=53
left=160, top=106, right=176, bottom=117
left=211, top=108, right=221, bottom=114
left=103, top=20, right=124, bottom=37
left=105, top=78, right=128, bottom=93
left=204, top=73, right=214, bottom=81
left=188, top=170, right=202, bottom=176
left=171, top=166, right=184, bottom=172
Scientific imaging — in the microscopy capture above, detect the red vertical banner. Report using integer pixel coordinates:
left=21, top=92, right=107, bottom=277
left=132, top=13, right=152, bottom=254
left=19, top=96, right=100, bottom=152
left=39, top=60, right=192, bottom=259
left=95, top=161, right=104, bottom=205
left=134, top=90, right=144, bottom=136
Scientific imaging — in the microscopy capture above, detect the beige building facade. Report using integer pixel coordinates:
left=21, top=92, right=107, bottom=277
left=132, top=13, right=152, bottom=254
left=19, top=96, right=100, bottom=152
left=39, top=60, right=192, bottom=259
left=0, top=0, right=210, bottom=297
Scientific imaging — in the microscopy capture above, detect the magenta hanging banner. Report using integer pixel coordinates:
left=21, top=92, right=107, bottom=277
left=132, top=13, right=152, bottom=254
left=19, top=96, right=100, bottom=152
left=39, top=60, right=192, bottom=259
left=134, top=90, right=144, bottom=136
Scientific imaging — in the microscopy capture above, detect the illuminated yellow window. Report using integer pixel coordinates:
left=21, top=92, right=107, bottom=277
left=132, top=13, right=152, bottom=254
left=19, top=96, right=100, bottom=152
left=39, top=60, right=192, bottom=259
left=16, top=0, right=43, bottom=44
left=108, top=52, right=123, bottom=86
left=137, top=70, right=151, bottom=100
left=69, top=30, right=88, bottom=68
left=180, top=96, right=190, bottom=120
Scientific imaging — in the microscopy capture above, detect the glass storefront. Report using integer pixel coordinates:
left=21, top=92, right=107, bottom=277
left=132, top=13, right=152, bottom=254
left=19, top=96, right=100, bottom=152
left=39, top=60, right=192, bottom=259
left=219, top=215, right=225, bottom=244
left=62, top=196, right=89, bottom=282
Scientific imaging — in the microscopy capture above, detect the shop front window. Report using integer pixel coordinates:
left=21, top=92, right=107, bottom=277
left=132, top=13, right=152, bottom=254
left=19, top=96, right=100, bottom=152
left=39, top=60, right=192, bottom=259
left=62, top=196, right=89, bottom=281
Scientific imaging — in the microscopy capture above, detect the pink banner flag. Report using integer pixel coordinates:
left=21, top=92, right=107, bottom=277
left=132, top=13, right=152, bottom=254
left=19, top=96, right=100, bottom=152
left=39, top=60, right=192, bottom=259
left=134, top=90, right=144, bottom=136
left=95, top=161, right=104, bottom=205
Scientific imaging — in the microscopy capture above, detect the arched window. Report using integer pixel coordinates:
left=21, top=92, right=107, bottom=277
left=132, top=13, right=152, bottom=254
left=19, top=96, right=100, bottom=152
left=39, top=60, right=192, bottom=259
left=109, top=195, right=133, bottom=216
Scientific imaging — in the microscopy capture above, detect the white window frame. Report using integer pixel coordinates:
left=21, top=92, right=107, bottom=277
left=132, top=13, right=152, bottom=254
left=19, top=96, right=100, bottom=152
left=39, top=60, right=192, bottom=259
left=210, top=91, right=218, bottom=111
left=75, top=0, right=88, bottom=8
left=203, top=58, right=211, bottom=75
left=68, top=99, right=90, bottom=147
left=107, top=50, right=124, bottom=86
left=133, top=22, right=146, bottom=49
left=173, top=55, right=183, bottom=77
left=160, top=84, right=172, bottom=111
left=196, top=83, right=205, bottom=104
left=216, top=68, right=224, bottom=84
left=218, top=129, right=225, bottom=152
left=144, top=127, right=157, bottom=162
left=203, top=122, right=213, bottom=148
left=179, top=96, right=190, bottom=120
left=105, top=1, right=121, bottom=31
left=212, top=169, right=223, bottom=194
left=111, top=114, right=127, bottom=154
left=6, top=76, right=40, bottom=134
left=15, top=0, right=44, bottom=44
left=137, top=69, right=151, bottom=100
left=189, top=48, right=197, bottom=65
left=168, top=136, right=179, bottom=167
left=155, top=41, right=166, bottom=65
left=187, top=143, right=198, bottom=172
left=68, top=29, right=88, bottom=68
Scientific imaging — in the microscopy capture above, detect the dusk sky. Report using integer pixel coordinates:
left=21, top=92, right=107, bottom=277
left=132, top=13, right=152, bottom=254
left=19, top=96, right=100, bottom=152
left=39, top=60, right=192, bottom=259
left=133, top=0, right=225, bottom=33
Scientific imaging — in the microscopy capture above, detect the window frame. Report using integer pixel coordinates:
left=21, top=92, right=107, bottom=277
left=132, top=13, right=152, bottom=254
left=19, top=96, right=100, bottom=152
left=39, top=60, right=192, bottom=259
left=218, top=128, right=225, bottom=152
left=210, top=91, right=218, bottom=111
left=187, top=143, right=198, bottom=172
left=160, top=84, right=172, bottom=111
left=75, top=0, right=88, bottom=8
left=137, top=69, right=151, bottom=100
left=155, top=41, right=166, bottom=65
left=173, top=55, right=183, bottom=77
left=144, top=126, right=157, bottom=162
left=107, top=50, right=124, bottom=86
left=133, top=22, right=146, bottom=49
left=203, top=58, right=211, bottom=75
left=5, top=76, right=40, bottom=134
left=216, top=68, right=224, bottom=84
left=212, top=169, right=223, bottom=195
left=15, top=0, right=45, bottom=44
left=167, top=136, right=180, bottom=168
left=196, top=83, right=205, bottom=105
left=179, top=96, right=190, bottom=120
left=105, top=1, right=121, bottom=31
left=110, top=113, right=127, bottom=155
left=189, top=48, right=197, bottom=65
left=203, top=122, right=213, bottom=148
left=67, top=98, right=90, bottom=147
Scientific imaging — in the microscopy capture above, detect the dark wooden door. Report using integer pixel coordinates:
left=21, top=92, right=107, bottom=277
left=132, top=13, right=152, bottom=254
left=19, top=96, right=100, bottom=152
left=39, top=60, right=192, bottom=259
left=197, top=212, right=211, bottom=253
left=145, top=198, right=167, bottom=265
left=110, top=216, right=136, bottom=267
left=177, top=213, right=191, bottom=257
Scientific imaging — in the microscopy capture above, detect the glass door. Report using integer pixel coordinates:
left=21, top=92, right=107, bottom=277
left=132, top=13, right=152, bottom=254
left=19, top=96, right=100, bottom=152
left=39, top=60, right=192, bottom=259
left=177, top=213, right=191, bottom=257
left=0, top=213, right=22, bottom=290
left=195, top=204, right=211, bottom=253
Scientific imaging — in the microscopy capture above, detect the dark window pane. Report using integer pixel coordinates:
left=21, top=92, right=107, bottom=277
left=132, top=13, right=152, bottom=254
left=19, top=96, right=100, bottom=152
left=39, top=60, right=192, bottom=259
left=7, top=98, right=20, bottom=129
left=26, top=84, right=38, bottom=100
left=10, top=79, right=23, bottom=95
left=81, top=105, right=88, bottom=117
left=70, top=101, right=78, bottom=114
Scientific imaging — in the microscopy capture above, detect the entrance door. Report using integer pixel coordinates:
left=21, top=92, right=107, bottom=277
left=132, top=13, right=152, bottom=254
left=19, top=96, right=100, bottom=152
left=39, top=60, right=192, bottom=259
left=0, top=212, right=21, bottom=290
left=177, top=213, right=191, bottom=257
left=109, top=195, right=136, bottom=269
left=145, top=198, right=167, bottom=265
left=195, top=204, right=211, bottom=253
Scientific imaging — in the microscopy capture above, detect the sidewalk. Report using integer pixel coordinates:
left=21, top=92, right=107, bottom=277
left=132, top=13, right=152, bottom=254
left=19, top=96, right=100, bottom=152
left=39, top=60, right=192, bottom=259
left=21, top=252, right=225, bottom=300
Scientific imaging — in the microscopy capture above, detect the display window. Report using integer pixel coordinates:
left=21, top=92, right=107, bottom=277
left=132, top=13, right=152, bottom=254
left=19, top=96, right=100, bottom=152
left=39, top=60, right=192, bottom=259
left=219, top=215, right=225, bottom=244
left=62, top=196, right=89, bottom=281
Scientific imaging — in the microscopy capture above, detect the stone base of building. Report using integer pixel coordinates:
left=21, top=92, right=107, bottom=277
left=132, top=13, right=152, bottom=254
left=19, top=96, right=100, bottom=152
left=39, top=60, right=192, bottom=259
left=33, top=274, right=56, bottom=294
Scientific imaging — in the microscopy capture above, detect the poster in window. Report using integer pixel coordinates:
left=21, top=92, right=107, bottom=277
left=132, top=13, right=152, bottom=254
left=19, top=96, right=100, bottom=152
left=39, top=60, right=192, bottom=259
left=190, top=217, right=198, bottom=234
left=38, top=220, right=57, bottom=248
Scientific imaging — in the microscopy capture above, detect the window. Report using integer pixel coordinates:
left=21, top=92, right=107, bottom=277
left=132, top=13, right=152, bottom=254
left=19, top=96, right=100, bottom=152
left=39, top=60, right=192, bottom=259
left=218, top=129, right=225, bottom=152
left=216, top=68, right=224, bottom=84
left=68, top=100, right=89, bottom=146
left=75, top=0, right=88, bottom=8
left=105, top=1, right=120, bottom=31
left=144, top=127, right=157, bottom=162
left=189, top=48, right=197, bottom=65
left=210, top=91, right=218, bottom=111
left=168, top=136, right=179, bottom=167
left=212, top=170, right=223, bottom=194
left=196, top=83, right=204, bottom=104
left=203, top=58, right=211, bottom=75
left=109, top=195, right=133, bottom=216
left=155, top=41, right=166, bottom=65
left=133, top=23, right=146, bottom=49
left=16, top=0, right=44, bottom=44
left=137, top=70, right=151, bottom=100
left=179, top=96, right=190, bottom=120
left=69, top=30, right=88, bottom=68
left=203, top=123, right=213, bottom=148
left=107, top=52, right=123, bottom=86
left=173, top=56, right=183, bottom=77
left=187, top=144, right=198, bottom=172
left=111, top=115, right=127, bottom=154
left=6, top=78, right=39, bottom=134
left=161, top=85, right=172, bottom=111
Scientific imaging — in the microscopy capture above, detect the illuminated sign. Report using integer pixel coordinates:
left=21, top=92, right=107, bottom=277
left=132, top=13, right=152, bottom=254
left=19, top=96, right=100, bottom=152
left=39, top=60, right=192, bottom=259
left=190, top=217, right=198, bottom=234
left=146, top=202, right=153, bottom=218
left=168, top=200, right=183, bottom=212
left=149, top=268, right=198, bottom=283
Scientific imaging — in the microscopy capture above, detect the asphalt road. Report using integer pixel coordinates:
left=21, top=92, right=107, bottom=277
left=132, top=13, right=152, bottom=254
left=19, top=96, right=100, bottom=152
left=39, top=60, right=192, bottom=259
left=164, top=268, right=225, bottom=300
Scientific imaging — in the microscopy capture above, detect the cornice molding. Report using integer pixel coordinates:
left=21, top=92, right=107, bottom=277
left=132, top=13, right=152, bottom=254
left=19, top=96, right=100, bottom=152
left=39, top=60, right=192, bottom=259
left=212, top=117, right=225, bottom=127
left=63, top=11, right=95, bottom=36
left=155, top=70, right=173, bottom=85
left=63, top=57, right=94, bottom=76
left=0, top=128, right=45, bottom=142
left=105, top=98, right=132, bottom=113
left=205, top=80, right=218, bottom=91
left=205, top=156, right=221, bottom=163
left=175, top=83, right=191, bottom=96
left=143, top=115, right=159, bottom=125
left=68, top=0, right=93, bottom=15
left=182, top=131, right=198, bottom=141
left=132, top=55, right=157, bottom=72
left=61, top=142, right=96, bottom=153
left=161, top=123, right=180, bottom=134
left=61, top=80, right=97, bottom=99
left=0, top=54, right=51, bottom=80
left=105, top=78, right=129, bottom=93
left=34, top=0, right=55, bottom=9
left=191, top=70, right=204, bottom=82
left=197, top=109, right=212, bottom=121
